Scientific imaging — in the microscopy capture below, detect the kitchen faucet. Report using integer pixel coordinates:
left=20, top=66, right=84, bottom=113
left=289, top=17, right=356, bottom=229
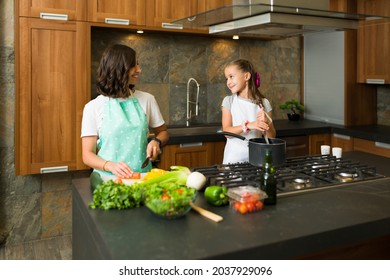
left=186, top=77, right=200, bottom=127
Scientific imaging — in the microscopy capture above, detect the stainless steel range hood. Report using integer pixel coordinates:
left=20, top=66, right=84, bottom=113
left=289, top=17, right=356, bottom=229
left=172, top=0, right=387, bottom=39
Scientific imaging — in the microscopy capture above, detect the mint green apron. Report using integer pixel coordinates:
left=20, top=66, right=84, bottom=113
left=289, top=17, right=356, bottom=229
left=95, top=97, right=151, bottom=176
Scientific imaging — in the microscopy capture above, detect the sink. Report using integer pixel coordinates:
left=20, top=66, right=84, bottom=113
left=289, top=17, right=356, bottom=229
left=168, top=125, right=222, bottom=136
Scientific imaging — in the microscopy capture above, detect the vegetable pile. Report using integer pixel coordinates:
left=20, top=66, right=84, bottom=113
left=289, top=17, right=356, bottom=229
left=89, top=166, right=205, bottom=211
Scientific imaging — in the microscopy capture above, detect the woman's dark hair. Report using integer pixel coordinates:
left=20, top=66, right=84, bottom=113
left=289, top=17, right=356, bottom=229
left=96, top=44, right=137, bottom=98
left=227, top=59, right=265, bottom=106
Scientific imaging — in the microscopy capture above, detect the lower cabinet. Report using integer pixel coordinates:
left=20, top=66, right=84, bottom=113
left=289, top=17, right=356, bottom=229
left=354, top=138, right=390, bottom=158
left=309, top=133, right=331, bottom=155
left=282, top=135, right=309, bottom=157
left=157, top=141, right=225, bottom=170
left=331, top=133, right=354, bottom=152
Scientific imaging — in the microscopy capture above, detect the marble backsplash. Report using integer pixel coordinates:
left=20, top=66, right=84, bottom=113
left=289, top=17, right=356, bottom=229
left=91, top=27, right=302, bottom=126
left=1, top=0, right=390, bottom=250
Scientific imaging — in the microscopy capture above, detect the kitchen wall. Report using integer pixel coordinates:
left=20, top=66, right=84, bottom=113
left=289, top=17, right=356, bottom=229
left=1, top=0, right=389, bottom=250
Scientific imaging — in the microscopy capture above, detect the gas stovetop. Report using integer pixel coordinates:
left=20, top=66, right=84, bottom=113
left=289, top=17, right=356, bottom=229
left=192, top=155, right=386, bottom=196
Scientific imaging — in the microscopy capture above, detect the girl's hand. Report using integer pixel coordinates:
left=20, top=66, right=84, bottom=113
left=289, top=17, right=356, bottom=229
left=247, top=108, right=269, bottom=131
left=105, top=161, right=135, bottom=179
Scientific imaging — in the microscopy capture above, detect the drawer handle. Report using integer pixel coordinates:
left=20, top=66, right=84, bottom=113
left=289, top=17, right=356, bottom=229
left=366, top=79, right=385, bottom=84
left=40, top=13, right=68, bottom=21
left=375, top=142, right=390, bottom=149
left=333, top=133, right=351, bottom=140
left=161, top=23, right=183, bottom=29
left=180, top=142, right=203, bottom=148
left=40, top=166, right=69, bottom=174
left=104, top=18, right=130, bottom=25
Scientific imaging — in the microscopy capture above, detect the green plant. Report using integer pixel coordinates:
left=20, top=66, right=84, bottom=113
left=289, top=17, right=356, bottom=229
left=279, top=99, right=304, bottom=114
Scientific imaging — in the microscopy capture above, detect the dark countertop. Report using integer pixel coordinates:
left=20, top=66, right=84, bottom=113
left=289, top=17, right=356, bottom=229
left=166, top=120, right=390, bottom=145
left=72, top=151, right=390, bottom=260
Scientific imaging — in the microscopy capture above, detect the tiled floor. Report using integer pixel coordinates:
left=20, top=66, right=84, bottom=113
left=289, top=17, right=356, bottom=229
left=0, top=235, right=72, bottom=260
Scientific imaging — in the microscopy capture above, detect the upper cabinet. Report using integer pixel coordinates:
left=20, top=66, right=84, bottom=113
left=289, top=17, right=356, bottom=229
left=18, top=0, right=87, bottom=21
left=145, top=0, right=231, bottom=31
left=87, top=0, right=146, bottom=26
left=357, top=0, right=390, bottom=84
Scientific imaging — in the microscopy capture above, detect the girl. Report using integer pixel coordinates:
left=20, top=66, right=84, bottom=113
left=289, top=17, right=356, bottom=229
left=221, top=59, right=276, bottom=164
left=81, top=44, right=169, bottom=179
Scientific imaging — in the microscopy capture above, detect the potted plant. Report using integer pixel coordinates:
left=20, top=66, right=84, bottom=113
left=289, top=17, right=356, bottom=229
left=279, top=99, right=304, bottom=121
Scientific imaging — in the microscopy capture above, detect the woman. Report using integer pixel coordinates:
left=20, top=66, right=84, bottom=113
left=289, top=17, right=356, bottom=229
left=81, top=44, right=169, bottom=178
left=221, top=59, right=276, bottom=164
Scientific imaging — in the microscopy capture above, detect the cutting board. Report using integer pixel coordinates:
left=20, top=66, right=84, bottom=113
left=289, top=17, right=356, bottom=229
left=101, top=173, right=146, bottom=186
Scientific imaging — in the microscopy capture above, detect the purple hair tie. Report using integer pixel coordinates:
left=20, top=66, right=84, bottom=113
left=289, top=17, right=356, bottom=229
left=255, top=72, right=261, bottom=88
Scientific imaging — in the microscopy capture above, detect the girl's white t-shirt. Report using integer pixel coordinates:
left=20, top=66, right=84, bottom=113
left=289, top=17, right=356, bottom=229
left=221, top=94, right=273, bottom=164
left=81, top=90, right=165, bottom=138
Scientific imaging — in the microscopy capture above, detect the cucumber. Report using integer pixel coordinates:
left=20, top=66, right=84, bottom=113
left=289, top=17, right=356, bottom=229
left=90, top=171, right=104, bottom=191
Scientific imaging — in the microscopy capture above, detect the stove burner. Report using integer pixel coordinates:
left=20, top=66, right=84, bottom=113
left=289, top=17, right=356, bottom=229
left=292, top=178, right=310, bottom=189
left=334, top=172, right=359, bottom=182
left=192, top=155, right=385, bottom=195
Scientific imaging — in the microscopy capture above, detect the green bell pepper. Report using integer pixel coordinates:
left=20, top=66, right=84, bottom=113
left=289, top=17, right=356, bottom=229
left=204, top=186, right=229, bottom=206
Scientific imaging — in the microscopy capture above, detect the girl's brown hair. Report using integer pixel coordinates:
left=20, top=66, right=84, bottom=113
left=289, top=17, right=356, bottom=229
left=96, top=44, right=137, bottom=98
left=227, top=59, right=265, bottom=106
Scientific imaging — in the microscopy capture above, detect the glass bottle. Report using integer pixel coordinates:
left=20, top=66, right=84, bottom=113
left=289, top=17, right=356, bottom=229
left=261, top=149, right=277, bottom=205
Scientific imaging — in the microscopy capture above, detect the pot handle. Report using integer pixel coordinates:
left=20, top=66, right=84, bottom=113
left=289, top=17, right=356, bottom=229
left=217, top=131, right=246, bottom=141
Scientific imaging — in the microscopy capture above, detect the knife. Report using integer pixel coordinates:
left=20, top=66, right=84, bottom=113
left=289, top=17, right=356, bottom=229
left=141, top=156, right=150, bottom=168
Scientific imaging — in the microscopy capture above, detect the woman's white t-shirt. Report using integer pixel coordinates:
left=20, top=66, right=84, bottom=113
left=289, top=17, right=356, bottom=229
left=221, top=94, right=272, bottom=164
left=81, top=90, right=165, bottom=138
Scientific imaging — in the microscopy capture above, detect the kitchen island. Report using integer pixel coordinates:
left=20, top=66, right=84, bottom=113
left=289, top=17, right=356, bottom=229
left=72, top=151, right=390, bottom=260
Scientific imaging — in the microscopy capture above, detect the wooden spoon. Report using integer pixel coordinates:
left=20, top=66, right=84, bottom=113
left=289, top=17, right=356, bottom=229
left=190, top=202, right=223, bottom=223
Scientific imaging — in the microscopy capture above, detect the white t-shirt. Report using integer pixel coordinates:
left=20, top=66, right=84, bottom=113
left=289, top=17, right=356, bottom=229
left=81, top=90, right=165, bottom=138
left=221, top=94, right=273, bottom=164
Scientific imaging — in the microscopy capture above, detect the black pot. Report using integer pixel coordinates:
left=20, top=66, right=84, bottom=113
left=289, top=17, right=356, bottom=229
left=218, top=131, right=286, bottom=166
left=287, top=113, right=300, bottom=121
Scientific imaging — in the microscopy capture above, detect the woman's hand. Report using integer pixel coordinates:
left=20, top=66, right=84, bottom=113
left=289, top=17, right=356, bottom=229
left=146, top=141, right=160, bottom=160
left=105, top=161, right=135, bottom=179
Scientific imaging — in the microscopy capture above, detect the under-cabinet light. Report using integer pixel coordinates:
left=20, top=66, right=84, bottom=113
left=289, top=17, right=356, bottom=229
left=232, top=35, right=239, bottom=40
left=137, top=30, right=144, bottom=34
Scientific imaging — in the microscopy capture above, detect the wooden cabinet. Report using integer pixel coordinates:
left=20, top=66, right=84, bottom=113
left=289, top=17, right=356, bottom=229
left=353, top=138, right=390, bottom=158
left=145, top=0, right=198, bottom=29
left=18, top=0, right=86, bottom=21
left=145, top=0, right=231, bottom=31
left=331, top=133, right=354, bottom=152
left=157, top=141, right=225, bottom=170
left=357, top=0, right=390, bottom=84
left=309, top=133, right=331, bottom=155
left=15, top=17, right=88, bottom=175
left=87, top=0, right=146, bottom=26
left=282, top=135, right=309, bottom=157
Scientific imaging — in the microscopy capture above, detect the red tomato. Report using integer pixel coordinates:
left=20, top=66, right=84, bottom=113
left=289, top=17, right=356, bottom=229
left=176, top=189, right=183, bottom=194
left=238, top=203, right=248, bottom=214
left=246, top=201, right=255, bottom=213
left=161, top=194, right=171, bottom=201
left=255, top=200, right=264, bottom=211
left=233, top=202, right=241, bottom=211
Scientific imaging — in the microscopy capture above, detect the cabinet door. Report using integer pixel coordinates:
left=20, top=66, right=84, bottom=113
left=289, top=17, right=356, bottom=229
left=331, top=133, right=354, bottom=152
left=19, top=0, right=86, bottom=21
left=354, top=138, right=390, bottom=158
left=87, top=0, right=146, bottom=26
left=309, top=133, right=331, bottom=155
left=357, top=0, right=390, bottom=84
left=16, top=18, right=88, bottom=175
left=145, top=0, right=198, bottom=29
left=282, top=135, right=309, bottom=157
left=158, top=142, right=215, bottom=170
left=197, top=0, right=232, bottom=12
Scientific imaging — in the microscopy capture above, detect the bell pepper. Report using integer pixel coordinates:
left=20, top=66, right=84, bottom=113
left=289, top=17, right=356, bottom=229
left=204, top=186, right=229, bottom=206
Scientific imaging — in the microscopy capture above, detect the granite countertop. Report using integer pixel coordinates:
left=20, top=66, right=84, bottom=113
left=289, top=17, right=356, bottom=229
left=72, top=151, right=390, bottom=260
left=166, top=120, right=390, bottom=145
